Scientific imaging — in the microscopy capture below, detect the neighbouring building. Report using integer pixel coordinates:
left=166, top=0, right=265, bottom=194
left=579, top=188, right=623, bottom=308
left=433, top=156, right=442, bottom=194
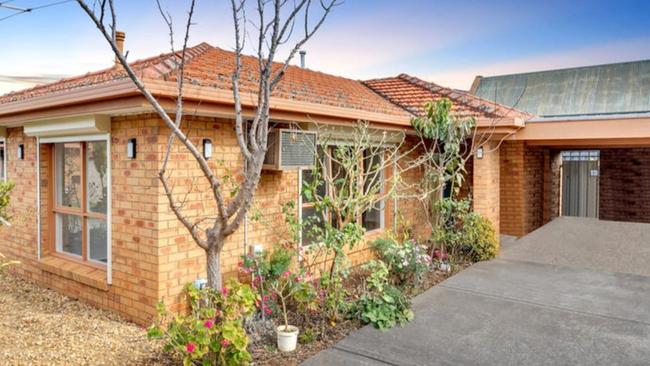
left=471, top=59, right=650, bottom=236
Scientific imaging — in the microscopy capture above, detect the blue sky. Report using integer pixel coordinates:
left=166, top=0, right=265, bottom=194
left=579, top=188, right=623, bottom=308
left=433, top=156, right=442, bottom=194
left=1, top=0, right=650, bottom=94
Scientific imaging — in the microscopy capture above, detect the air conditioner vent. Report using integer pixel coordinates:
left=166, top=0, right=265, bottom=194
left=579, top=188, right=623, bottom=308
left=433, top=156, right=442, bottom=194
left=263, top=129, right=316, bottom=170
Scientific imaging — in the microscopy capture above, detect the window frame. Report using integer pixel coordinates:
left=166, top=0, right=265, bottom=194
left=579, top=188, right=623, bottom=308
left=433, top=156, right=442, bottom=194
left=0, top=137, right=6, bottom=181
left=48, top=138, right=109, bottom=268
left=299, top=144, right=386, bottom=246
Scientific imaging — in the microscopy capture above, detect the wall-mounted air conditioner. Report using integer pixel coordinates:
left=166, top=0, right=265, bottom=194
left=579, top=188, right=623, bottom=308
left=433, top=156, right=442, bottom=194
left=263, top=129, right=317, bottom=171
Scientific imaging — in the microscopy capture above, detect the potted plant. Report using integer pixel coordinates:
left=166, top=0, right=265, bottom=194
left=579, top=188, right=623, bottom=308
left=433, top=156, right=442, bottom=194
left=269, top=271, right=301, bottom=352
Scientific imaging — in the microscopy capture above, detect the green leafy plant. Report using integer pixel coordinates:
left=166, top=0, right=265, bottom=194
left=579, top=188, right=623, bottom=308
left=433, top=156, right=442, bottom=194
left=240, top=246, right=318, bottom=326
left=0, top=180, right=15, bottom=226
left=298, top=328, right=316, bottom=344
left=462, top=212, right=499, bottom=262
left=432, top=198, right=499, bottom=263
left=350, top=261, right=414, bottom=330
left=370, top=237, right=431, bottom=288
left=148, top=280, right=257, bottom=366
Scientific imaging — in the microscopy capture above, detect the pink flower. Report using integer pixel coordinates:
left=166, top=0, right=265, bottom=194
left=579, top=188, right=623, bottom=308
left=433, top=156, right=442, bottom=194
left=186, top=342, right=196, bottom=353
left=265, top=308, right=273, bottom=315
left=262, top=295, right=270, bottom=302
left=296, top=275, right=303, bottom=282
left=221, top=287, right=229, bottom=296
left=221, top=339, right=231, bottom=347
left=203, top=319, right=214, bottom=329
left=282, top=271, right=291, bottom=278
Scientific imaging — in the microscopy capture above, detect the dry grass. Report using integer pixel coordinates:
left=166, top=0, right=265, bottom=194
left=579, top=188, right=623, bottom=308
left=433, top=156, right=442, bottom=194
left=0, top=270, right=175, bottom=366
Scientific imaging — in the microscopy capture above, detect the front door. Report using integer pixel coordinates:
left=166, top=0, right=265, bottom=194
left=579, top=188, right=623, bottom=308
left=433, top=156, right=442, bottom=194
left=561, top=150, right=600, bottom=218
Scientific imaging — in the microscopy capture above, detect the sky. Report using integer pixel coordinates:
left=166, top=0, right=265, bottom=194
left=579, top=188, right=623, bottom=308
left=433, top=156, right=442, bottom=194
left=1, top=0, right=650, bottom=94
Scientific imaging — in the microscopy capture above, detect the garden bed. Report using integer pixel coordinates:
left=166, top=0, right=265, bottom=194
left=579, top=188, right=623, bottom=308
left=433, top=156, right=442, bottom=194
left=252, top=263, right=469, bottom=365
left=0, top=271, right=174, bottom=366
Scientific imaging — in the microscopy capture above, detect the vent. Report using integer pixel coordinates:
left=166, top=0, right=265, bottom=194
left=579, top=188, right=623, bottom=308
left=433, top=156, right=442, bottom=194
left=263, top=129, right=317, bottom=170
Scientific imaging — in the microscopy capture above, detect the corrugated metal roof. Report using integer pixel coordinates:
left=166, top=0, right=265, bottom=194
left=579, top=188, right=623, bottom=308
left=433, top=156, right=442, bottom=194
left=472, top=60, right=650, bottom=118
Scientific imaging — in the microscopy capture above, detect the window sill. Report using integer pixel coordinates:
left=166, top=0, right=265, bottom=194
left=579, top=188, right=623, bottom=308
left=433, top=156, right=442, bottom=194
left=39, top=255, right=109, bottom=292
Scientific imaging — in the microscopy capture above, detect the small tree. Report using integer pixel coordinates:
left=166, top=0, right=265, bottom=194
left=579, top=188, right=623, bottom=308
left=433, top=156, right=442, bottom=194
left=300, top=122, right=416, bottom=278
left=410, top=99, right=475, bottom=227
left=76, top=0, right=339, bottom=289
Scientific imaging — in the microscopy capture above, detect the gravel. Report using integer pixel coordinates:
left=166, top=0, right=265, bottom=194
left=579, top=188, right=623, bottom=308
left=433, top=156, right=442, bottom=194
left=0, top=271, right=175, bottom=366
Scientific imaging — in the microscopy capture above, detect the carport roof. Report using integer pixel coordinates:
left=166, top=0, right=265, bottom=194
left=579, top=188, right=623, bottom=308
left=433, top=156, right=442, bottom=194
left=471, top=59, right=650, bottom=120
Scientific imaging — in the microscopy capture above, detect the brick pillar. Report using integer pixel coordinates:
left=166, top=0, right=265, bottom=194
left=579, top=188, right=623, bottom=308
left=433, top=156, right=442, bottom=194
left=473, top=140, right=500, bottom=238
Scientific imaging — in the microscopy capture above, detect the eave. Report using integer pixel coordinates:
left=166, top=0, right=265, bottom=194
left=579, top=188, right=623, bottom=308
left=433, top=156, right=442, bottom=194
left=0, top=78, right=412, bottom=128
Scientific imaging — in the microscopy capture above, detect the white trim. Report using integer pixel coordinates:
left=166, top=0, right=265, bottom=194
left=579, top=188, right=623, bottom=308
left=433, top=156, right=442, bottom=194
left=297, top=168, right=304, bottom=248
left=40, top=134, right=109, bottom=144
left=36, top=137, right=41, bottom=260
left=106, top=137, right=112, bottom=285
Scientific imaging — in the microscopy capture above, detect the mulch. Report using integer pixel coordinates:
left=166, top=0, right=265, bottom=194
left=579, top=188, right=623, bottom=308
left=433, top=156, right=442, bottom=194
left=0, top=270, right=174, bottom=366
left=0, top=262, right=470, bottom=366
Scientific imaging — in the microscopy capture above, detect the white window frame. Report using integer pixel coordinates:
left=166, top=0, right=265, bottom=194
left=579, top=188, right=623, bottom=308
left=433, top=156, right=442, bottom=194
left=38, top=134, right=112, bottom=284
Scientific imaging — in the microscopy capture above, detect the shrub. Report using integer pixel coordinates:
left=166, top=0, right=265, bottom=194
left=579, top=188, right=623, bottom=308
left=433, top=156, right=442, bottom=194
left=370, top=237, right=431, bottom=288
left=350, top=261, right=413, bottom=330
left=148, top=280, right=257, bottom=366
left=462, top=212, right=499, bottom=262
left=0, top=181, right=15, bottom=226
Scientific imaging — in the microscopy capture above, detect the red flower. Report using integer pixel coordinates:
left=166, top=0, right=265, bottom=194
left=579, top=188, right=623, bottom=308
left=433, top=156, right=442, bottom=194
left=221, top=339, right=231, bottom=347
left=186, top=342, right=196, bottom=353
left=282, top=271, right=291, bottom=278
left=262, top=295, right=270, bottom=302
left=203, top=319, right=214, bottom=329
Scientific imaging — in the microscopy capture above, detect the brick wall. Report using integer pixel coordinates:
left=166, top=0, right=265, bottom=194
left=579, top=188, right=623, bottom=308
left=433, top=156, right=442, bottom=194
left=599, top=148, right=650, bottom=223
left=499, top=141, right=548, bottom=237
left=0, top=114, right=431, bottom=324
left=473, top=140, right=500, bottom=237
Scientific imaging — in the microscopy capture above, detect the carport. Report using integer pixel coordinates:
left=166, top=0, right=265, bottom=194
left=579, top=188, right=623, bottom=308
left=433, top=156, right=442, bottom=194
left=466, top=60, right=650, bottom=238
left=304, top=217, right=650, bottom=366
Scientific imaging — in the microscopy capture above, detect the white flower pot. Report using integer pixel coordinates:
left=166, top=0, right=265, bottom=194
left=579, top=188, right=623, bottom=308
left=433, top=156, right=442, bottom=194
left=277, top=325, right=299, bottom=352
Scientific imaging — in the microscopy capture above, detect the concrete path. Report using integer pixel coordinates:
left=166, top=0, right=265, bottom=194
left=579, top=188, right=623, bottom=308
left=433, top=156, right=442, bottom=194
left=303, top=217, right=650, bottom=366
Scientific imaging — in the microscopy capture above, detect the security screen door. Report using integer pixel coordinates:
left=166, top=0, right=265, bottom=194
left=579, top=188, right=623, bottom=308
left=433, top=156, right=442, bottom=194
left=561, top=150, right=599, bottom=218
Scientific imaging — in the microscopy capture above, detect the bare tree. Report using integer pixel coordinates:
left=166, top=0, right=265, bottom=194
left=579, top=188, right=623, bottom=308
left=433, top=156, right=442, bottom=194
left=76, top=0, right=339, bottom=289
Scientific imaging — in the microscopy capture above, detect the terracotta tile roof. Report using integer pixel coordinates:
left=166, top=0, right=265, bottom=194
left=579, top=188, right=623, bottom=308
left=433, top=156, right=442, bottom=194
left=363, top=74, right=532, bottom=120
left=0, top=43, right=408, bottom=118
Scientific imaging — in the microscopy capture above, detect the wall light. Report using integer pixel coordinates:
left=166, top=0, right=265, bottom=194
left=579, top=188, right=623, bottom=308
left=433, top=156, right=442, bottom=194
left=127, top=138, right=137, bottom=159
left=203, top=139, right=213, bottom=159
left=476, top=146, right=484, bottom=159
left=17, top=144, right=24, bottom=160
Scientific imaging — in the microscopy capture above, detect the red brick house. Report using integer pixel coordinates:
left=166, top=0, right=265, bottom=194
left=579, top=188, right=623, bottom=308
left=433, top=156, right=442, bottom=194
left=0, top=43, right=516, bottom=324
left=5, top=43, right=642, bottom=325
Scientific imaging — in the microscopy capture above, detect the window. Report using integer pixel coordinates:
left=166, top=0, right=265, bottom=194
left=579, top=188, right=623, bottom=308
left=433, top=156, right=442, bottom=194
left=361, top=149, right=384, bottom=231
left=0, top=139, right=5, bottom=180
left=300, top=146, right=385, bottom=245
left=53, top=141, right=108, bottom=263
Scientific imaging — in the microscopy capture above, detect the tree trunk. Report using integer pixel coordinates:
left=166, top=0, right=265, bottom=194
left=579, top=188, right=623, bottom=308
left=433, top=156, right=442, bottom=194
left=206, top=243, right=222, bottom=290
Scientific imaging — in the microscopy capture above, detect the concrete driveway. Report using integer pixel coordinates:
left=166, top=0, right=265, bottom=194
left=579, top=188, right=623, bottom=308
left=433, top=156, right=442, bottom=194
left=303, top=217, right=650, bottom=366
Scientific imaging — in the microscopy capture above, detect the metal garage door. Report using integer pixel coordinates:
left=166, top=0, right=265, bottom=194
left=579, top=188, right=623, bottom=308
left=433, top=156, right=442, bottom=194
left=561, top=150, right=599, bottom=218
